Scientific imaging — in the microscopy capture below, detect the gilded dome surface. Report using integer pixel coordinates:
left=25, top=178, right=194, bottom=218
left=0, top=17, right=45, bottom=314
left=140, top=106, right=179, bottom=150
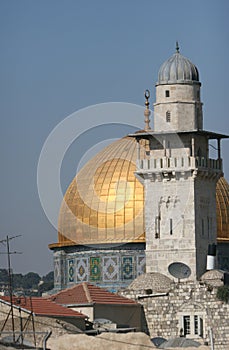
left=216, top=177, right=229, bottom=242
left=56, top=137, right=146, bottom=246
left=158, top=47, right=199, bottom=84
left=50, top=136, right=229, bottom=248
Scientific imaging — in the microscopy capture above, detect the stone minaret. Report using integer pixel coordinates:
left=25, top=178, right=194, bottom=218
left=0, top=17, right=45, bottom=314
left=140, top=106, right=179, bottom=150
left=132, top=44, right=227, bottom=280
left=154, top=42, right=203, bottom=132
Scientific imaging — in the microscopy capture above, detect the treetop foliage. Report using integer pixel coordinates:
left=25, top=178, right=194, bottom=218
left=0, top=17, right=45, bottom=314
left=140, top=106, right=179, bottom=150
left=0, top=269, right=54, bottom=294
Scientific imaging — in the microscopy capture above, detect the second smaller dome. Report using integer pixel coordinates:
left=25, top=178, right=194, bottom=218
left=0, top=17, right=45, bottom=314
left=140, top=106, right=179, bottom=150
left=158, top=45, right=199, bottom=85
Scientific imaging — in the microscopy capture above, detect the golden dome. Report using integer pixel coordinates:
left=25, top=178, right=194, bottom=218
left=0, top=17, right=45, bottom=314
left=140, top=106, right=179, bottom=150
left=53, top=137, right=146, bottom=247
left=49, top=136, right=229, bottom=248
left=216, top=177, right=229, bottom=242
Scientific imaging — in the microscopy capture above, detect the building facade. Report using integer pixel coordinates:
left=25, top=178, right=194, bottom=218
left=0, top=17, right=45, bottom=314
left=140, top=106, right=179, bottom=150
left=121, top=272, right=229, bottom=349
left=132, top=45, right=227, bottom=280
left=49, top=45, right=229, bottom=292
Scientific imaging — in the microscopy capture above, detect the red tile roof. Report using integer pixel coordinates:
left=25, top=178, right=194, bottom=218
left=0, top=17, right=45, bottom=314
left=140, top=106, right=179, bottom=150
left=50, top=282, right=138, bottom=306
left=0, top=296, right=86, bottom=318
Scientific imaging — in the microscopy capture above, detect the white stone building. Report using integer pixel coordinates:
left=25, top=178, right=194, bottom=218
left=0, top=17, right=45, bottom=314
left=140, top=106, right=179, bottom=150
left=49, top=44, right=229, bottom=348
left=131, top=43, right=227, bottom=281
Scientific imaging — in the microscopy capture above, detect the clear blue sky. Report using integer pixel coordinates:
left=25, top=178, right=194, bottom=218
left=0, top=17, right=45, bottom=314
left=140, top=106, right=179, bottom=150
left=0, top=0, right=228, bottom=275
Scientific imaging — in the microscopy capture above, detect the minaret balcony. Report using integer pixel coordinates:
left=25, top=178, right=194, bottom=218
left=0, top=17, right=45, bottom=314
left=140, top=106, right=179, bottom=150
left=136, top=156, right=222, bottom=173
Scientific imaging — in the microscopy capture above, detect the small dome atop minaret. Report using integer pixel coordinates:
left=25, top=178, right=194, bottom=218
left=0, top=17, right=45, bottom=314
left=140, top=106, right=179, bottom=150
left=157, top=42, right=199, bottom=84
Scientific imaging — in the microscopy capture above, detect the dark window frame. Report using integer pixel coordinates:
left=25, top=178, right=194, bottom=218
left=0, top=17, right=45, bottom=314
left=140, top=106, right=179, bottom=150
left=166, top=111, right=171, bottom=122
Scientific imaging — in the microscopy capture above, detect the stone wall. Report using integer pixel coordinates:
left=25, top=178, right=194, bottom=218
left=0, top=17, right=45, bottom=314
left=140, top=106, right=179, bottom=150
left=120, top=280, right=229, bottom=350
left=154, top=83, right=202, bottom=132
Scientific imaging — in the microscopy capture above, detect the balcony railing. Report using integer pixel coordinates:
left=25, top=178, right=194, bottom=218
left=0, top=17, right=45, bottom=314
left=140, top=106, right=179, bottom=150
left=136, top=156, right=222, bottom=172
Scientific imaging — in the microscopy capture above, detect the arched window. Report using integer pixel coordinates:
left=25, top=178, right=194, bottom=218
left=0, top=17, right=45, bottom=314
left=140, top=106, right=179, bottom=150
left=166, top=111, right=171, bottom=122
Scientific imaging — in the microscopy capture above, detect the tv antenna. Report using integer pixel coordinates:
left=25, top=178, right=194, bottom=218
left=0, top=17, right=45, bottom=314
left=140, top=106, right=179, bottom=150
left=0, top=235, right=22, bottom=342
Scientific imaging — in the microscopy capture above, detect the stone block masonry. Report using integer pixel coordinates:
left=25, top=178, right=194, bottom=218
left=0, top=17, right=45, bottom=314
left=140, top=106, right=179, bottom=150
left=120, top=280, right=229, bottom=350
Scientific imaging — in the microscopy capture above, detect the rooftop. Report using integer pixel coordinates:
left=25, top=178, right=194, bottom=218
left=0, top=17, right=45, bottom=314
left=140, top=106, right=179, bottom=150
left=50, top=282, right=139, bottom=306
left=0, top=296, right=86, bottom=318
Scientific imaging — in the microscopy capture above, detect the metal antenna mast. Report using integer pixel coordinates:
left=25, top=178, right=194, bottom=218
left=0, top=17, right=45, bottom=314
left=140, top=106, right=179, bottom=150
left=0, top=234, right=22, bottom=343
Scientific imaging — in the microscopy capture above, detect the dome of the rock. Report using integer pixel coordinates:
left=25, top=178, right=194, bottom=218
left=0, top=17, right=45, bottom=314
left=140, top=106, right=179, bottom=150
left=216, top=177, right=229, bottom=242
left=50, top=136, right=146, bottom=248
left=49, top=46, right=228, bottom=294
left=49, top=136, right=229, bottom=249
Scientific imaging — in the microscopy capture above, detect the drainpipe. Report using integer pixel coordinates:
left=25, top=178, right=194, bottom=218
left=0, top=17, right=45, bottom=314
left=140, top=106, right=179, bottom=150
left=43, top=330, right=52, bottom=350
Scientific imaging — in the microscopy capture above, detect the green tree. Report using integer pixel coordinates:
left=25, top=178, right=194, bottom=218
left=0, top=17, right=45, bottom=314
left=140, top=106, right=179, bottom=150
left=22, top=272, right=41, bottom=290
left=13, top=273, right=23, bottom=288
left=217, top=286, right=229, bottom=303
left=38, top=281, right=54, bottom=295
left=43, top=271, right=54, bottom=283
left=38, top=271, right=54, bottom=295
left=0, top=269, right=9, bottom=283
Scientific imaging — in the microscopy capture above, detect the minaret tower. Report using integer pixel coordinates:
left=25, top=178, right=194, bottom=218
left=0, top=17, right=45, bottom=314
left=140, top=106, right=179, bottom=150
left=154, top=42, right=203, bottom=132
left=131, top=44, right=228, bottom=280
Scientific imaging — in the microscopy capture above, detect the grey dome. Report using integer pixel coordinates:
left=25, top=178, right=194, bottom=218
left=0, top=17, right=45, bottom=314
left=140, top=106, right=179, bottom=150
left=127, top=272, right=173, bottom=293
left=200, top=269, right=224, bottom=287
left=158, top=46, right=199, bottom=84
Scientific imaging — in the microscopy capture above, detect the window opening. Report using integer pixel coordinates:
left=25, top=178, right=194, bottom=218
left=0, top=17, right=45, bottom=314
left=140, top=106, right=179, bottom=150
left=194, top=315, right=198, bottom=335
left=183, top=316, right=190, bottom=335
left=181, top=314, right=204, bottom=338
left=165, top=90, right=170, bottom=97
left=155, top=216, right=160, bottom=239
left=170, top=218, right=173, bottom=235
left=199, top=317, right=203, bottom=337
left=166, top=111, right=171, bottom=122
